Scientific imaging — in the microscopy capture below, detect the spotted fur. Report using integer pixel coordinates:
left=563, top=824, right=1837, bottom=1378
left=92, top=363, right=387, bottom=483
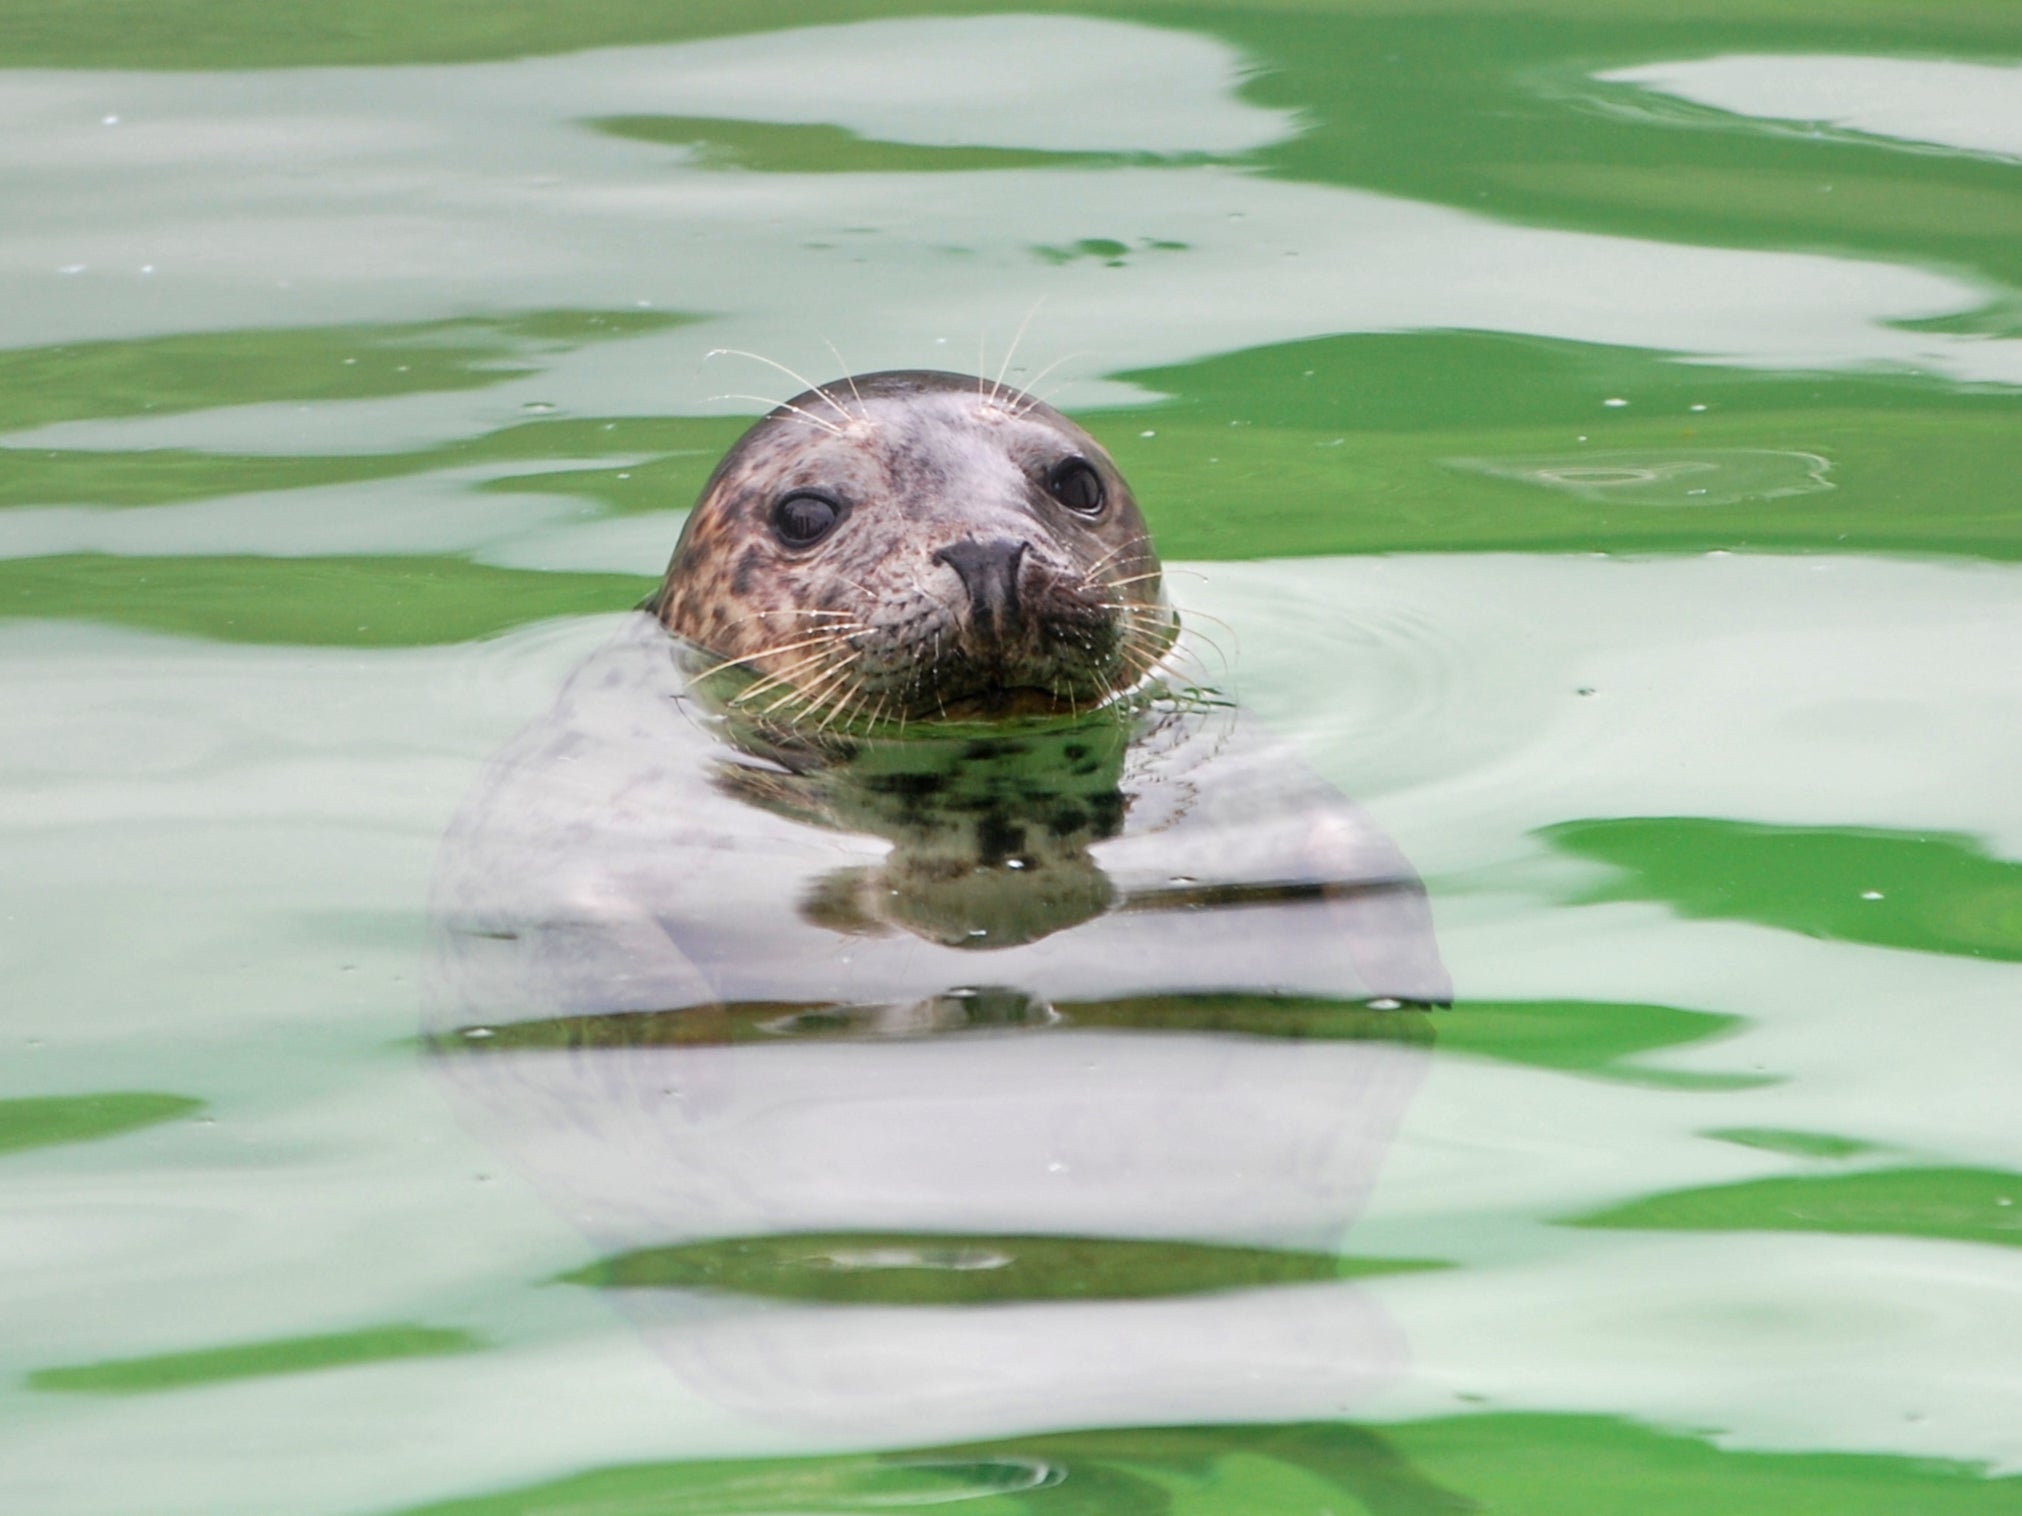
left=649, top=371, right=1176, bottom=725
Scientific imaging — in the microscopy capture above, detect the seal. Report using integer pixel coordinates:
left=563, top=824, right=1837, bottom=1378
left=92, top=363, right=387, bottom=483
left=430, top=367, right=1451, bottom=993
left=646, top=369, right=1177, bottom=726
left=423, top=370, right=1451, bottom=1445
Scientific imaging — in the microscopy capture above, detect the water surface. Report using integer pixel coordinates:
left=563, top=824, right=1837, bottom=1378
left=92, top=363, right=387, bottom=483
left=2, top=4, right=2018, bottom=1513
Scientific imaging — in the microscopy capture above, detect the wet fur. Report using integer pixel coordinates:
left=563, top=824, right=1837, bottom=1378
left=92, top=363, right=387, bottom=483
left=649, top=371, right=1176, bottom=725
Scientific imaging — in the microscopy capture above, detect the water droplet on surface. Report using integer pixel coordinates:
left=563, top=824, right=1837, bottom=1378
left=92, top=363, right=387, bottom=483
left=1603, top=397, right=1629, bottom=408
left=1861, top=890, right=1884, bottom=901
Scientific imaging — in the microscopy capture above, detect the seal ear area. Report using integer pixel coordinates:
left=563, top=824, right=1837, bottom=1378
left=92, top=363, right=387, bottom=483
left=767, top=488, right=850, bottom=551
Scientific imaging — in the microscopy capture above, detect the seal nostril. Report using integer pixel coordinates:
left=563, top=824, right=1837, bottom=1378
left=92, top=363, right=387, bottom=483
left=933, top=538, right=1028, bottom=636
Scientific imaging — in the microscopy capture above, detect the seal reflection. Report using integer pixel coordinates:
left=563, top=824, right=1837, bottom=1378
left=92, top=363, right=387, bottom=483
left=427, top=611, right=1448, bottom=1455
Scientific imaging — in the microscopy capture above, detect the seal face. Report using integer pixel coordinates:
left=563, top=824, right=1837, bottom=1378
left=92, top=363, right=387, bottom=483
left=650, top=370, right=1177, bottom=725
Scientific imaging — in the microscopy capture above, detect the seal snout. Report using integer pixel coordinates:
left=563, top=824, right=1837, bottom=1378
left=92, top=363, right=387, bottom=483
left=934, top=537, right=1029, bottom=643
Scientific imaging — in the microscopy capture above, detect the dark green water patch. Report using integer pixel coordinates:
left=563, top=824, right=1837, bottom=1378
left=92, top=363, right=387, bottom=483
left=1438, top=999, right=1769, bottom=1090
left=1, top=412, right=739, bottom=514
left=1107, top=334, right=2022, bottom=563
left=1543, top=818, right=2022, bottom=961
left=1, top=446, right=414, bottom=512
left=562, top=1231, right=1445, bottom=1306
left=30, top=1323, right=481, bottom=1395
left=1707, top=1126, right=1880, bottom=1160
left=10, top=0, right=2019, bottom=72
left=427, top=993, right=1436, bottom=1053
left=1051, top=992, right=1438, bottom=1039
left=1218, top=6, right=2022, bottom=287
left=0, top=311, right=682, bottom=435
left=0, top=1092, right=203, bottom=1157
left=427, top=998, right=1763, bottom=1085
left=594, top=115, right=1176, bottom=174
left=0, top=0, right=937, bottom=68
left=1120, top=330, right=2020, bottom=437
left=1571, top=1166, right=2022, bottom=1249
left=0, top=553, right=650, bottom=646
left=377, top=1410, right=2015, bottom=1516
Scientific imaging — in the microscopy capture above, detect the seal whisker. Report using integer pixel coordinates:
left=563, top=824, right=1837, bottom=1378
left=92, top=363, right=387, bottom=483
left=1011, top=351, right=1085, bottom=414
left=707, top=349, right=853, bottom=420
left=833, top=680, right=887, bottom=736
left=1163, top=604, right=1239, bottom=659
left=990, top=297, right=1047, bottom=411
left=823, top=343, right=866, bottom=410
left=697, top=630, right=857, bottom=682
left=729, top=639, right=858, bottom=700
left=734, top=643, right=856, bottom=705
left=709, top=394, right=848, bottom=438
left=1077, top=535, right=1154, bottom=583
left=729, top=611, right=862, bottom=643
left=845, top=687, right=893, bottom=739
left=758, top=651, right=859, bottom=718
left=803, top=654, right=870, bottom=728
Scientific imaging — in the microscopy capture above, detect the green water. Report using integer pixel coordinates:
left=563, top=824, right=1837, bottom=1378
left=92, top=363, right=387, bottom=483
left=3, top=2, right=2019, bottom=1512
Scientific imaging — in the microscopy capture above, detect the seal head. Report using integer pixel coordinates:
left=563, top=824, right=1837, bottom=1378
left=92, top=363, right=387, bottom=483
left=651, top=370, right=1176, bottom=725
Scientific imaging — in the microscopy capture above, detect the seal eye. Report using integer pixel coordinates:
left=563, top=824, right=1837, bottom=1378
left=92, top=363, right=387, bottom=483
left=771, top=489, right=844, bottom=548
left=1047, top=457, right=1105, bottom=516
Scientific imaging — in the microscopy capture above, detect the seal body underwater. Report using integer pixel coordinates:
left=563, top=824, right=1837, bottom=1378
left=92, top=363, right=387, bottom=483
left=422, top=368, right=1451, bottom=1439
left=430, top=368, right=1449, bottom=1016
